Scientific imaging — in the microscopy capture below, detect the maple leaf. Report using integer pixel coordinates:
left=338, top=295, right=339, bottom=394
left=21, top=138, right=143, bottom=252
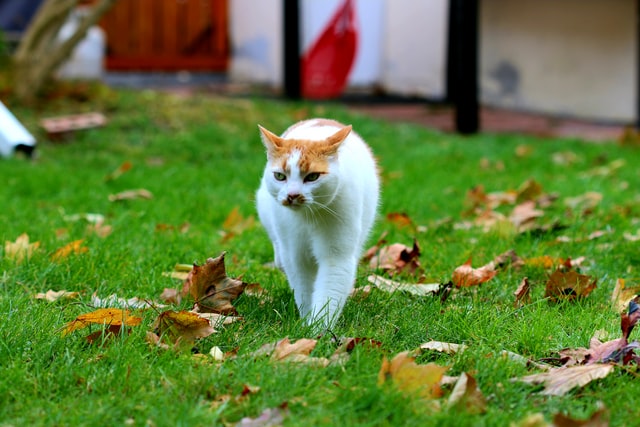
left=447, top=372, right=487, bottom=414
left=4, top=233, right=40, bottom=263
left=367, top=274, right=441, bottom=296
left=51, top=239, right=88, bottom=261
left=108, top=188, right=153, bottom=202
left=544, top=270, right=597, bottom=301
left=35, top=289, right=80, bottom=302
left=378, top=351, right=448, bottom=400
left=368, top=240, right=421, bottom=275
left=63, top=308, right=142, bottom=335
left=183, top=252, right=247, bottom=314
left=151, top=310, right=215, bottom=350
left=219, top=206, right=255, bottom=242
left=510, top=201, right=544, bottom=231
left=515, top=364, right=614, bottom=396
left=515, top=179, right=543, bottom=203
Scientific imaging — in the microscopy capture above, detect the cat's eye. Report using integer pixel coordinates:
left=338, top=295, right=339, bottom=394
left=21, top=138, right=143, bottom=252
left=273, top=172, right=286, bottom=181
left=304, top=173, right=321, bottom=183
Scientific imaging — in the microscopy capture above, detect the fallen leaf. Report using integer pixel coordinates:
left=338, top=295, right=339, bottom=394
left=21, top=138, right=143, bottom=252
left=516, top=179, right=543, bottom=204
left=544, top=270, right=597, bottom=301
left=63, top=212, right=106, bottom=224
left=368, top=240, right=421, bottom=275
left=611, top=278, right=640, bottom=313
left=367, top=274, right=441, bottom=296
left=160, top=288, right=182, bottom=305
left=378, top=351, right=448, bottom=400
left=515, top=364, right=614, bottom=396
left=155, top=222, right=190, bottom=234
left=35, top=289, right=80, bottom=302
left=386, top=212, right=415, bottom=230
left=152, top=310, right=215, bottom=350
left=4, top=233, right=40, bottom=263
left=623, top=230, right=640, bottom=241
left=209, top=346, right=225, bottom=361
left=51, top=239, right=88, bottom=261
left=63, top=308, right=142, bottom=335
left=219, top=206, right=255, bottom=242
left=163, top=263, right=193, bottom=282
left=552, top=404, right=609, bottom=427
left=510, top=201, right=544, bottom=231
left=510, top=413, right=551, bottom=427
left=514, top=277, right=531, bottom=307
left=184, top=252, right=247, bottom=314
left=447, top=372, right=487, bottom=414
left=108, top=188, right=153, bottom=202
left=585, top=301, right=640, bottom=365
left=564, top=192, right=602, bottom=213
left=420, top=341, right=468, bottom=355
left=87, top=221, right=112, bottom=238
left=452, top=258, right=497, bottom=288
left=104, top=160, right=133, bottom=181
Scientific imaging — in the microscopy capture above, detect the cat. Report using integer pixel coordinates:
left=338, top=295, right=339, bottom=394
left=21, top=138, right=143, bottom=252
left=256, top=118, right=380, bottom=329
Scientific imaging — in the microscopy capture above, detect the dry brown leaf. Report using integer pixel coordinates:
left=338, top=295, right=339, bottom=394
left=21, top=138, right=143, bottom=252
left=51, top=239, right=88, bottom=261
left=515, top=364, right=614, bottom=396
left=63, top=308, right=142, bottom=335
left=184, top=252, right=247, bottom=314
left=35, top=289, right=80, bottom=302
left=447, top=372, right=487, bottom=414
left=108, top=188, right=153, bottom=202
left=367, top=274, right=441, bottom=296
left=378, top=351, right=448, bottom=400
left=386, top=212, right=415, bottom=230
left=4, top=233, right=40, bottom=263
left=152, top=310, right=215, bottom=350
left=368, top=240, right=421, bottom=275
left=544, top=270, right=597, bottom=301
left=420, top=341, right=468, bottom=355
left=85, top=324, right=127, bottom=345
left=452, top=258, right=497, bottom=288
left=510, top=201, right=544, bottom=231
left=219, top=206, right=255, bottom=242
left=510, top=413, right=551, bottom=427
left=611, top=278, right=640, bottom=313
left=160, top=288, right=182, bottom=305
left=552, top=404, right=609, bottom=427
left=514, top=277, right=531, bottom=307
left=516, top=179, right=543, bottom=204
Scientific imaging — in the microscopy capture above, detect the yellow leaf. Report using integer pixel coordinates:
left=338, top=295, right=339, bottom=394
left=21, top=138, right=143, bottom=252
left=63, top=308, right=142, bottom=335
left=153, top=310, right=215, bottom=350
left=51, top=239, right=88, bottom=261
left=4, top=233, right=40, bottom=263
left=378, top=351, right=448, bottom=400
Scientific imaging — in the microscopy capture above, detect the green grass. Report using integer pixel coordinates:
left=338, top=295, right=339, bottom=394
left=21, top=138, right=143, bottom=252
left=1, top=87, right=640, bottom=426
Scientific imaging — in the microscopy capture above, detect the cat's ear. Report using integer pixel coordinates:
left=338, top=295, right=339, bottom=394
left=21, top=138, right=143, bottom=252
left=322, top=125, right=352, bottom=154
left=258, top=125, right=284, bottom=155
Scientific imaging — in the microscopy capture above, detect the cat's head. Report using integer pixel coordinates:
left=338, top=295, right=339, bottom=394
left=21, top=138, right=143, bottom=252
left=258, top=124, right=352, bottom=208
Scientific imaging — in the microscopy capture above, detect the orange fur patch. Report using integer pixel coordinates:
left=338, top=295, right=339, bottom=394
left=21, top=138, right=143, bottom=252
left=271, top=139, right=331, bottom=174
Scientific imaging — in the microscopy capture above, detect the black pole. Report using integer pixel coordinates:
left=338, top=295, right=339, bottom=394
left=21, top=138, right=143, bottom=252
left=447, top=0, right=479, bottom=134
left=283, top=0, right=301, bottom=99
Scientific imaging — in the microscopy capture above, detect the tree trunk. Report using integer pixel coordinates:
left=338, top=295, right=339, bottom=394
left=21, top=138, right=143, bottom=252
left=12, top=0, right=117, bottom=103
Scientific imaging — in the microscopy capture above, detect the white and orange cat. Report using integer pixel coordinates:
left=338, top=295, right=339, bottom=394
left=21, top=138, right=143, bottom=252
left=256, top=118, right=379, bottom=328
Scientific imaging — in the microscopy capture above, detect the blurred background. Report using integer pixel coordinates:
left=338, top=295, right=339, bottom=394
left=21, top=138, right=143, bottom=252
left=0, top=0, right=636, bottom=134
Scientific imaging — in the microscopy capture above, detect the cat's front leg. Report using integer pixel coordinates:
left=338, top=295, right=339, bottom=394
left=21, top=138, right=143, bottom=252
left=310, top=256, right=357, bottom=329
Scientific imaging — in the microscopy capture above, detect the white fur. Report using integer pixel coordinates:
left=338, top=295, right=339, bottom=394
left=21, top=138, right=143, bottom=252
left=256, top=119, right=379, bottom=329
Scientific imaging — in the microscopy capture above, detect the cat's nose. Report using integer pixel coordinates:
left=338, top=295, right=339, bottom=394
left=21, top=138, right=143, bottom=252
left=286, top=193, right=303, bottom=204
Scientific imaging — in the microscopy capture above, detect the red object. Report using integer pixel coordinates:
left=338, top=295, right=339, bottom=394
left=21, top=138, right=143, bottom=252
left=301, top=0, right=358, bottom=99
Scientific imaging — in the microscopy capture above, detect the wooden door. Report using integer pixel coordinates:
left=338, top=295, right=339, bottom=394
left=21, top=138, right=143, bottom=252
left=100, top=0, right=228, bottom=70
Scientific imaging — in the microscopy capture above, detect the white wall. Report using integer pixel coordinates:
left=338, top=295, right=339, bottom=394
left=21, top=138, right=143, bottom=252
left=381, top=0, right=449, bottom=99
left=481, top=0, right=636, bottom=122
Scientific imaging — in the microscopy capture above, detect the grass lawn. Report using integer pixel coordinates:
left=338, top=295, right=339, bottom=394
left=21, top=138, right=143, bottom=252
left=1, top=87, right=640, bottom=426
